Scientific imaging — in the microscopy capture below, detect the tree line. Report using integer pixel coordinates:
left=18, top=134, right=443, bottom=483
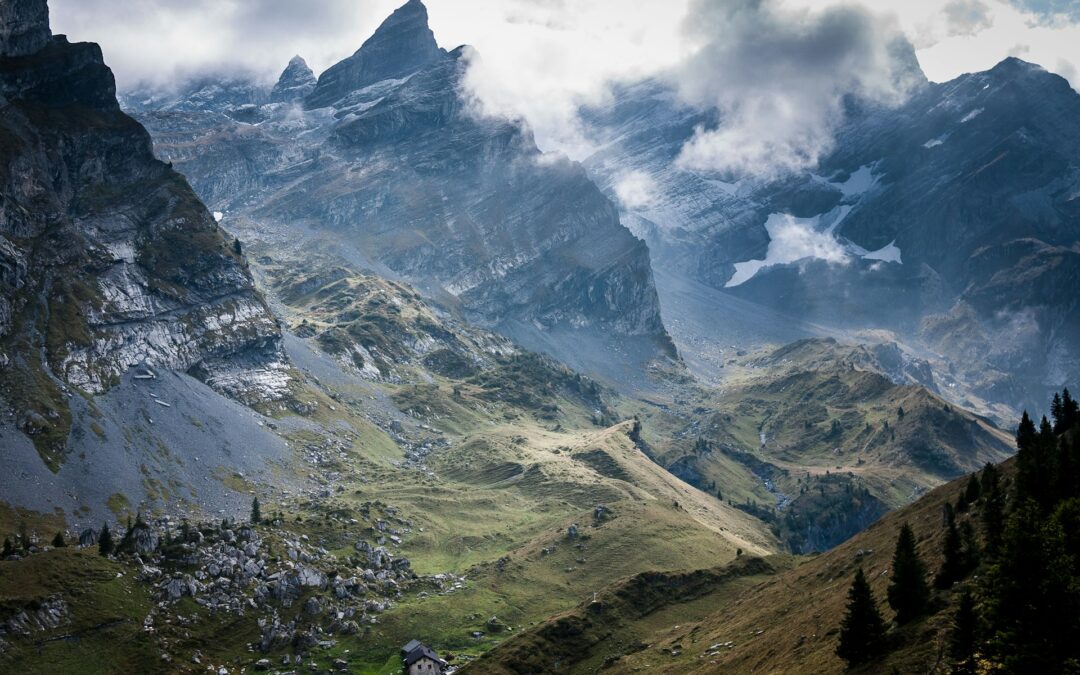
left=837, top=388, right=1080, bottom=671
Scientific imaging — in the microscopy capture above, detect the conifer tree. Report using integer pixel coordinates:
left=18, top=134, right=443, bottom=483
left=959, top=520, right=980, bottom=572
left=1, top=537, right=13, bottom=557
left=1061, top=388, right=1078, bottom=433
left=51, top=531, right=66, bottom=548
left=964, top=474, right=980, bottom=505
left=987, top=499, right=1075, bottom=672
left=887, top=522, right=929, bottom=624
left=937, top=510, right=964, bottom=588
left=1015, top=412, right=1039, bottom=502
left=251, top=496, right=262, bottom=524
left=1052, top=392, right=1065, bottom=432
left=980, top=463, right=1005, bottom=556
left=98, top=523, right=114, bottom=557
left=949, top=589, right=978, bottom=674
left=17, top=522, right=29, bottom=551
left=837, top=568, right=887, bottom=667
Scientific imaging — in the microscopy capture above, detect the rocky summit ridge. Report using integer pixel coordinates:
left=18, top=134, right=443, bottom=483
left=305, top=0, right=445, bottom=109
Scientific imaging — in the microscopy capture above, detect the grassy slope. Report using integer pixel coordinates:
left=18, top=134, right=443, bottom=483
left=635, top=339, right=1012, bottom=552
left=0, top=238, right=780, bottom=673
left=474, top=457, right=999, bottom=674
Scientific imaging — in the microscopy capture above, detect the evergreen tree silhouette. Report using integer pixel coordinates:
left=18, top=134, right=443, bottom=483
left=887, top=523, right=929, bottom=624
left=98, top=523, right=114, bottom=557
left=936, top=510, right=964, bottom=589
left=837, top=567, right=887, bottom=667
left=949, top=589, right=978, bottom=674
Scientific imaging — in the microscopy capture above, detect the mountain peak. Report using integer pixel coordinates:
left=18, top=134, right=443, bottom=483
left=0, top=0, right=51, bottom=57
left=270, top=53, right=316, bottom=102
left=304, top=0, right=445, bottom=109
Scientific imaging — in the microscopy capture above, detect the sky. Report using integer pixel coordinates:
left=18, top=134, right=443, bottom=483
left=48, top=0, right=1080, bottom=169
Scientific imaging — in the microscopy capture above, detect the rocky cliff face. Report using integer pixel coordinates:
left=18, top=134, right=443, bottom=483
left=0, top=3, right=286, bottom=469
left=0, top=0, right=48, bottom=57
left=305, top=0, right=444, bottom=109
left=269, top=55, right=316, bottom=103
left=130, top=0, right=675, bottom=388
left=582, top=58, right=1080, bottom=412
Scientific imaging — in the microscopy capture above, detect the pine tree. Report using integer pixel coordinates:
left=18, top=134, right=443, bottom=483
left=1, top=538, right=13, bottom=557
left=959, top=520, right=980, bottom=572
left=1052, top=392, right=1065, bottom=433
left=51, top=531, right=66, bottom=548
left=836, top=568, right=887, bottom=667
left=936, top=510, right=964, bottom=588
left=887, top=522, right=929, bottom=624
left=964, top=474, right=981, bottom=505
left=232, top=237, right=242, bottom=256
left=1062, top=388, right=1078, bottom=433
left=251, top=496, right=262, bottom=524
left=1015, top=412, right=1039, bottom=503
left=949, top=589, right=978, bottom=674
left=986, top=499, right=1076, bottom=671
left=98, top=523, right=114, bottom=557
left=980, top=463, right=1005, bottom=556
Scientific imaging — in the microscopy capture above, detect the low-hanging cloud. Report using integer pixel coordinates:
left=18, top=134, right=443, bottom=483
left=45, top=0, right=1080, bottom=158
left=672, top=0, right=924, bottom=179
left=48, top=0, right=404, bottom=87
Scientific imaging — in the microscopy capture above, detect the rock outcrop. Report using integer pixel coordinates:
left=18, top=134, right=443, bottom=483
left=0, top=0, right=50, bottom=58
left=304, top=0, right=444, bottom=109
left=269, top=55, right=316, bottom=103
left=131, top=0, right=676, bottom=386
left=0, top=1, right=286, bottom=468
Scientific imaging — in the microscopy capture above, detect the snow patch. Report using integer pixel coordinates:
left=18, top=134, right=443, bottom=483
left=726, top=210, right=850, bottom=287
left=862, top=240, right=902, bottom=264
left=213, top=211, right=223, bottom=222
left=923, top=136, right=945, bottom=148
left=832, top=164, right=878, bottom=198
left=961, top=108, right=983, bottom=123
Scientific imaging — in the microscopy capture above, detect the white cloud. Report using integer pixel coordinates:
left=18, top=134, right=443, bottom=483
left=46, top=0, right=1080, bottom=159
left=614, top=171, right=659, bottom=209
left=671, top=0, right=922, bottom=179
left=446, top=0, right=690, bottom=157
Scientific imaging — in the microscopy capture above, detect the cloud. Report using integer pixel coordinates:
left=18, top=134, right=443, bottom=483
left=672, top=0, right=922, bottom=179
left=943, top=0, right=995, bottom=36
left=448, top=0, right=690, bottom=157
left=48, top=0, right=404, bottom=87
left=46, top=0, right=1080, bottom=155
left=1008, top=0, right=1080, bottom=22
left=614, top=171, right=659, bottom=209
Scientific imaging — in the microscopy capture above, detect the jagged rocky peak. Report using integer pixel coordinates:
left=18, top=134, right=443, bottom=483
left=0, top=0, right=50, bottom=57
left=269, top=54, right=316, bottom=103
left=305, top=0, right=446, bottom=108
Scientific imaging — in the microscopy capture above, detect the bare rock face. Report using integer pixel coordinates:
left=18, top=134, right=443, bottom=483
left=269, top=55, right=316, bottom=103
left=131, top=1, right=677, bottom=385
left=0, top=0, right=50, bottom=58
left=0, top=2, right=286, bottom=468
left=305, top=0, right=444, bottom=109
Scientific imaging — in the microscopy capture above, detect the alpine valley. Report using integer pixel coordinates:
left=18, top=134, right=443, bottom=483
left=0, top=0, right=1076, bottom=673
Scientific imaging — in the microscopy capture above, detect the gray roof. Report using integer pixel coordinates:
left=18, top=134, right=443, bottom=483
left=404, top=644, right=444, bottom=668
